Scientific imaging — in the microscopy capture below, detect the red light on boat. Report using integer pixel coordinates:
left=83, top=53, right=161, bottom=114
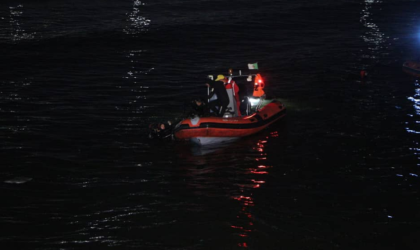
left=253, top=73, right=265, bottom=97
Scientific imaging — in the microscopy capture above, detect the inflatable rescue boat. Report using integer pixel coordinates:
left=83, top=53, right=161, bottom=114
left=173, top=100, right=286, bottom=145
left=403, top=60, right=420, bottom=77
left=173, top=67, right=286, bottom=145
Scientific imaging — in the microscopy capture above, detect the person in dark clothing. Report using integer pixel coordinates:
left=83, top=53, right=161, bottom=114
left=149, top=121, right=173, bottom=139
left=206, top=78, right=230, bottom=117
left=185, top=97, right=209, bottom=117
left=193, top=97, right=209, bottom=117
left=235, top=78, right=250, bottom=116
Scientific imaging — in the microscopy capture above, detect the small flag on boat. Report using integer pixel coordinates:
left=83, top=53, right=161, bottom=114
left=248, top=62, right=258, bottom=70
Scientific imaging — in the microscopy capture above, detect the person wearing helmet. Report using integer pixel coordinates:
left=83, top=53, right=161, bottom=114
left=206, top=75, right=230, bottom=116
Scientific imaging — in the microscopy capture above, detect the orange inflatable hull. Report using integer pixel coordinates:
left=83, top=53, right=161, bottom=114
left=173, top=100, right=286, bottom=144
left=403, top=61, right=420, bottom=77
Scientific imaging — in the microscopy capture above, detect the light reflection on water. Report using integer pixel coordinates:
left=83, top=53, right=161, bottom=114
left=9, top=5, right=35, bottom=42
left=360, top=0, right=388, bottom=66
left=172, top=130, right=281, bottom=248
left=407, top=80, right=420, bottom=168
left=117, top=1, right=153, bottom=132
left=0, top=79, right=32, bottom=134
left=231, top=131, right=278, bottom=248
left=123, top=0, right=151, bottom=36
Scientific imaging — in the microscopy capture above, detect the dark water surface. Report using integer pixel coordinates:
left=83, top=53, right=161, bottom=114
left=1, top=0, right=420, bottom=249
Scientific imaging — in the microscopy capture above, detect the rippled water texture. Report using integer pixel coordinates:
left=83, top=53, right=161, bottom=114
left=1, top=0, right=420, bottom=249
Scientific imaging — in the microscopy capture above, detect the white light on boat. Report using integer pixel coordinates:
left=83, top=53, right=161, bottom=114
left=249, top=97, right=260, bottom=106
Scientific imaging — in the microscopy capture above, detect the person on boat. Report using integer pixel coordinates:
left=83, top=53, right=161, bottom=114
left=187, top=97, right=208, bottom=117
left=215, top=74, right=241, bottom=116
left=206, top=77, right=229, bottom=116
left=237, top=79, right=249, bottom=115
